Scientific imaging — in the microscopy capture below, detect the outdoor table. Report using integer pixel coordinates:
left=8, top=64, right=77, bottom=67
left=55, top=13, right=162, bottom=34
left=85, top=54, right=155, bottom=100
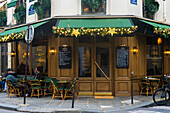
left=147, top=77, right=160, bottom=93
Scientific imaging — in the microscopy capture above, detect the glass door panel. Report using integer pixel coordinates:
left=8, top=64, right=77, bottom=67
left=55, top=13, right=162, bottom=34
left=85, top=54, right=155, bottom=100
left=78, top=47, right=91, bottom=77
left=96, top=47, right=109, bottom=77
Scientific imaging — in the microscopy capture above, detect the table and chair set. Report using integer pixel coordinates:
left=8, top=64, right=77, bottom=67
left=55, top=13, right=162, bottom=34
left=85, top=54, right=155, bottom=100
left=0, top=75, right=79, bottom=100
left=139, top=75, right=170, bottom=96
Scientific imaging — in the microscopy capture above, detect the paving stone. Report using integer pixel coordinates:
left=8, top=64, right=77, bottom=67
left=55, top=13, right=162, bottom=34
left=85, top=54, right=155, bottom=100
left=0, top=92, right=154, bottom=113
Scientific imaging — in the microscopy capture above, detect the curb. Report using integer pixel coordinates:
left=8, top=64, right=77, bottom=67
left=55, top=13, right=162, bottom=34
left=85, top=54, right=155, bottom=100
left=0, top=100, right=155, bottom=113
left=0, top=103, right=18, bottom=111
left=103, top=101, right=154, bottom=112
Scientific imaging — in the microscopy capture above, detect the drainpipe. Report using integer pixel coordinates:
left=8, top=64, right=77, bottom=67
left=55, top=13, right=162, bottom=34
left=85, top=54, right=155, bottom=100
left=163, top=0, right=166, bottom=22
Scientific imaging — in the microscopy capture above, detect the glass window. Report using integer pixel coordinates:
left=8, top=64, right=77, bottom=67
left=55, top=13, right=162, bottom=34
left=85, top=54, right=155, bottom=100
left=146, top=38, right=162, bottom=75
left=82, top=0, right=106, bottom=15
left=78, top=47, right=91, bottom=77
left=17, top=42, right=47, bottom=75
left=96, top=47, right=109, bottom=77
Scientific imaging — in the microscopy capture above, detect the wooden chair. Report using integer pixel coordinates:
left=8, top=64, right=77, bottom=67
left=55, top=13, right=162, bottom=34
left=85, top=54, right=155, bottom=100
left=139, top=77, right=152, bottom=96
left=150, top=79, right=160, bottom=94
left=51, top=78, right=64, bottom=100
left=30, top=80, right=43, bottom=98
left=63, top=78, right=79, bottom=100
left=6, top=80, right=22, bottom=98
left=41, top=77, right=52, bottom=97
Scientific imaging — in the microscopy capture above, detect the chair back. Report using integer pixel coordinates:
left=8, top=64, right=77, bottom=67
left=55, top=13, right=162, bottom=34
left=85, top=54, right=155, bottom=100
left=139, top=77, right=150, bottom=87
left=43, top=77, right=52, bottom=87
left=6, top=80, right=16, bottom=91
left=51, top=78, right=59, bottom=88
left=30, top=79, right=41, bottom=86
left=44, top=77, right=52, bottom=83
left=68, top=78, right=79, bottom=91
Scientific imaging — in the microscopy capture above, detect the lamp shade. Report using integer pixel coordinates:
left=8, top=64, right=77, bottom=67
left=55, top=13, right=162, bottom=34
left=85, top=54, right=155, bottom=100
left=49, top=47, right=55, bottom=55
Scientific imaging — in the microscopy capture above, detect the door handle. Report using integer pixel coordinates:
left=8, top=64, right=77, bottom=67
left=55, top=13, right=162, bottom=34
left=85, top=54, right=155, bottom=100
left=94, top=62, right=109, bottom=80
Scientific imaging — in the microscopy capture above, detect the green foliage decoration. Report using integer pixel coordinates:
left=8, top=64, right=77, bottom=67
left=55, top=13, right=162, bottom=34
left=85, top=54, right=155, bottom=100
left=13, top=6, right=26, bottom=24
left=144, top=0, right=159, bottom=18
left=0, top=11, right=7, bottom=26
left=82, top=0, right=104, bottom=12
left=33, top=0, right=51, bottom=19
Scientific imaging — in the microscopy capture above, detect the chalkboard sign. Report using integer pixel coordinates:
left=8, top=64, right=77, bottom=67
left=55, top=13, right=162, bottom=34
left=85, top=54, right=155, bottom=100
left=59, top=47, right=72, bottom=69
left=116, top=46, right=129, bottom=68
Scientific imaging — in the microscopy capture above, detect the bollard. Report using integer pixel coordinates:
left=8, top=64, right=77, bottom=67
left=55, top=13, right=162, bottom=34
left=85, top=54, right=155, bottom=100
left=72, top=78, right=76, bottom=108
left=131, top=71, right=133, bottom=104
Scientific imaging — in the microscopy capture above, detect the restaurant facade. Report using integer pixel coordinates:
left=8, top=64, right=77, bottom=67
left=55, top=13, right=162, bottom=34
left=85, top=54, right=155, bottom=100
left=0, top=0, right=170, bottom=97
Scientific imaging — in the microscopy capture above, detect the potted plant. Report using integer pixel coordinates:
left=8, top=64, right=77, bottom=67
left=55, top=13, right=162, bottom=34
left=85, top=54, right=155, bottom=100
left=33, top=0, right=51, bottom=20
left=82, top=0, right=104, bottom=13
left=144, top=0, right=159, bottom=19
left=13, top=6, right=26, bottom=24
left=0, top=11, right=7, bottom=26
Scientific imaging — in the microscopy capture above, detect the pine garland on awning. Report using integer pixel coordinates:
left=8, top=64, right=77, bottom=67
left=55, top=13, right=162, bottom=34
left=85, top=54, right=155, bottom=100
left=52, top=26, right=138, bottom=37
left=154, top=27, right=170, bottom=38
left=0, top=31, right=25, bottom=43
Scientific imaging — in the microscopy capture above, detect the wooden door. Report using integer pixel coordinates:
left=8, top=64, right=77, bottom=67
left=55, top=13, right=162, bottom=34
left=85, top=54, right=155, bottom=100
left=93, top=44, right=112, bottom=95
left=75, top=39, right=113, bottom=96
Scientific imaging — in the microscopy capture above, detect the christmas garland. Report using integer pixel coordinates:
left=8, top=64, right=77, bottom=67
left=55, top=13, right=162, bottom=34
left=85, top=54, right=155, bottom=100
left=52, top=26, right=138, bottom=37
left=0, top=31, right=25, bottom=43
left=154, top=27, right=170, bottom=38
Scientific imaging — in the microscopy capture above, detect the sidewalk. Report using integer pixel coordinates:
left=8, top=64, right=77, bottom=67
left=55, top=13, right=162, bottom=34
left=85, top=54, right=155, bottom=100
left=0, top=92, right=154, bottom=113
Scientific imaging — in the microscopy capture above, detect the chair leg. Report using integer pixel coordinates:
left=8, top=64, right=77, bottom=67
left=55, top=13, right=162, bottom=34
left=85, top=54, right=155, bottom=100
left=31, top=89, right=34, bottom=98
left=10, top=92, right=12, bottom=98
left=63, top=91, right=66, bottom=100
left=146, top=88, right=149, bottom=96
left=52, top=90, right=56, bottom=100
left=38, top=89, right=40, bottom=98
left=44, top=89, right=46, bottom=97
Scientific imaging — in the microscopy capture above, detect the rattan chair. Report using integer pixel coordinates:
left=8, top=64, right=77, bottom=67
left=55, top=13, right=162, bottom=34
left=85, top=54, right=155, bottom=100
left=51, top=78, right=64, bottom=100
left=41, top=77, right=52, bottom=97
left=63, top=78, right=79, bottom=100
left=30, top=80, right=43, bottom=98
left=139, top=77, right=152, bottom=96
left=6, top=80, right=22, bottom=98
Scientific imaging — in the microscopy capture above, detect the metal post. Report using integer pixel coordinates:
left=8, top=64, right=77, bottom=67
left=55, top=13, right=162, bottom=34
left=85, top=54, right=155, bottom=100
left=131, top=71, right=133, bottom=104
left=72, top=78, right=76, bottom=108
left=24, top=25, right=30, bottom=104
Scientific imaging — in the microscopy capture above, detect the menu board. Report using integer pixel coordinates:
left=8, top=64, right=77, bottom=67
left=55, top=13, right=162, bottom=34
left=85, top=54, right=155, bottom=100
left=59, top=47, right=72, bottom=69
left=116, top=46, right=129, bottom=68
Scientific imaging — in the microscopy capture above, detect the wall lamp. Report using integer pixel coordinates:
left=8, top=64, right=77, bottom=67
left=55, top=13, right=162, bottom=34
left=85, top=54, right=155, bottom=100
left=11, top=51, right=16, bottom=57
left=164, top=49, right=170, bottom=55
left=132, top=46, right=138, bottom=54
left=157, top=37, right=162, bottom=45
left=49, top=47, right=56, bottom=55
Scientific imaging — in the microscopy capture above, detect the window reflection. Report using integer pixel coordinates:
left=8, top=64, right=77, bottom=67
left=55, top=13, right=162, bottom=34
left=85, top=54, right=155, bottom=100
left=147, top=45, right=162, bottom=75
left=78, top=47, right=91, bottom=77
left=82, top=0, right=106, bottom=15
left=96, top=47, right=109, bottom=77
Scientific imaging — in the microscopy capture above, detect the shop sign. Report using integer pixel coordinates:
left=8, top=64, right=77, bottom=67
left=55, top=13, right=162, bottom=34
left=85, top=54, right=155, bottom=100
left=59, top=47, right=72, bottom=69
left=116, top=46, right=129, bottom=68
left=131, top=0, right=137, bottom=5
left=29, top=4, right=35, bottom=15
left=25, top=25, right=34, bottom=44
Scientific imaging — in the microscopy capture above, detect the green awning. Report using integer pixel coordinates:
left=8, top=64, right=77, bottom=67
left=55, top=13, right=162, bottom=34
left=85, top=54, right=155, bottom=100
left=57, top=19, right=133, bottom=28
left=140, top=19, right=170, bottom=29
left=0, top=21, right=48, bottom=36
left=7, top=0, right=17, bottom=8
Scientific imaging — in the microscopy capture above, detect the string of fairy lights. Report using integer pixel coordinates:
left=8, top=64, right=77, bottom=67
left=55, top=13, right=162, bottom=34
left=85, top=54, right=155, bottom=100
left=52, top=26, right=138, bottom=37
left=0, top=31, right=25, bottom=43
left=154, top=27, right=170, bottom=38
left=2, top=23, right=170, bottom=43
